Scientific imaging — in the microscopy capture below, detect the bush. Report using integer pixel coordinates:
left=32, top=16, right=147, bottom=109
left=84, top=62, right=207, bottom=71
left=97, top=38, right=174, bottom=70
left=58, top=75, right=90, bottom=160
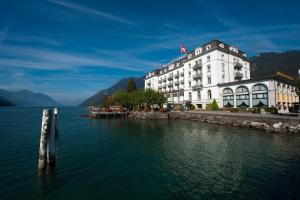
left=174, top=104, right=182, bottom=111
left=269, top=106, right=278, bottom=114
left=191, top=105, right=196, bottom=110
left=206, top=99, right=219, bottom=111
left=230, top=108, right=239, bottom=113
left=251, top=107, right=261, bottom=114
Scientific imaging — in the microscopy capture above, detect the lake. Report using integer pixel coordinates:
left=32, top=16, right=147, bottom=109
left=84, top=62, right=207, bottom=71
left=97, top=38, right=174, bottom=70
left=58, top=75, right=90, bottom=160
left=0, top=107, right=299, bottom=200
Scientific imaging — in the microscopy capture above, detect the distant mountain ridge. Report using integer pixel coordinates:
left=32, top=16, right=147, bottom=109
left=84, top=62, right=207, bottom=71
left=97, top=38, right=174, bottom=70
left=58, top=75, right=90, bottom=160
left=80, top=50, right=300, bottom=106
left=0, top=89, right=59, bottom=107
left=0, top=96, right=15, bottom=107
left=250, top=50, right=300, bottom=78
left=80, top=77, right=144, bottom=106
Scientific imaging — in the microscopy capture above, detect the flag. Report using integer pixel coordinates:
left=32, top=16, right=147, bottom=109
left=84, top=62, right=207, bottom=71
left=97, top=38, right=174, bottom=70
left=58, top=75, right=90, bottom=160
left=180, top=44, right=188, bottom=53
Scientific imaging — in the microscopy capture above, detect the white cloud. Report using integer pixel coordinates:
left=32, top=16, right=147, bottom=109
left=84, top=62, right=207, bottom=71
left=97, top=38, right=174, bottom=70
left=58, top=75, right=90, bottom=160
left=46, top=0, right=136, bottom=25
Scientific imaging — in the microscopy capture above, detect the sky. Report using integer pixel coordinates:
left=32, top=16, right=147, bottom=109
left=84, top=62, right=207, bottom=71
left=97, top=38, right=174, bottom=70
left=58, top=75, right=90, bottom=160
left=0, top=0, right=300, bottom=104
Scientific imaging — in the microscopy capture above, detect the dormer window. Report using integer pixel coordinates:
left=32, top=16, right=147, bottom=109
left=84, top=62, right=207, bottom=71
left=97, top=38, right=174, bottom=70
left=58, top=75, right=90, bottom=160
left=219, top=43, right=224, bottom=48
left=188, top=54, right=192, bottom=59
left=206, top=45, right=211, bottom=50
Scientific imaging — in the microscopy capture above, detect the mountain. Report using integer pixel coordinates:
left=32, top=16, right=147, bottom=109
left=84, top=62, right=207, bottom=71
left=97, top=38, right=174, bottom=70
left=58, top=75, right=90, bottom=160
left=250, top=50, right=300, bottom=78
left=80, top=77, right=144, bottom=106
left=0, top=96, right=15, bottom=107
left=0, top=89, right=59, bottom=107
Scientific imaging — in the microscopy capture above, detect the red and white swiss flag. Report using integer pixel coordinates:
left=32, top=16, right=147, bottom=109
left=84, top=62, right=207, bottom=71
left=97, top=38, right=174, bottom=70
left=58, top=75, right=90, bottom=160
left=180, top=44, right=188, bottom=53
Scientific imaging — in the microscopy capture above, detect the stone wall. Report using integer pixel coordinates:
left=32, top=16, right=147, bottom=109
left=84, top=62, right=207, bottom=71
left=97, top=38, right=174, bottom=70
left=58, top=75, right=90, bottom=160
left=129, top=111, right=169, bottom=120
left=169, top=111, right=300, bottom=133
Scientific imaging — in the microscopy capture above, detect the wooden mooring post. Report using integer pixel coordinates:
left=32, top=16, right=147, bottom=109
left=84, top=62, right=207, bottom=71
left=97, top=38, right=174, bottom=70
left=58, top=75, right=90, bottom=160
left=38, top=108, right=59, bottom=171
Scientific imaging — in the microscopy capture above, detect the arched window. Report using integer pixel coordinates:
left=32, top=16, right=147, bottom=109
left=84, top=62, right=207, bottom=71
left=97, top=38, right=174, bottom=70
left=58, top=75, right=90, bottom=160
left=208, top=90, right=212, bottom=100
left=188, top=92, right=192, bottom=101
left=252, top=83, right=268, bottom=107
left=223, top=88, right=233, bottom=107
left=236, top=86, right=250, bottom=107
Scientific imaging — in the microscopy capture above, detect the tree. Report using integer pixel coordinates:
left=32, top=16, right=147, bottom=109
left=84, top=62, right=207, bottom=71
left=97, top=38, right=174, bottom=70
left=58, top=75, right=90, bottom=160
left=114, top=90, right=131, bottom=108
left=127, top=79, right=137, bottom=93
left=206, top=99, right=219, bottom=111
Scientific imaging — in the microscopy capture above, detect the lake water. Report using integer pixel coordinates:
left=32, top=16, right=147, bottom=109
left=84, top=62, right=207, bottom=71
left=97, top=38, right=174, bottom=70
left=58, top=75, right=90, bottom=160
left=0, top=107, right=299, bottom=200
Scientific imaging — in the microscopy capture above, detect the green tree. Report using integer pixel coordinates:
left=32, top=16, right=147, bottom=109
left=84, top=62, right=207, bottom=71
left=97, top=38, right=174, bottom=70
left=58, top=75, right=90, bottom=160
left=206, top=99, right=219, bottom=111
left=114, top=90, right=131, bottom=108
left=127, top=79, right=137, bottom=93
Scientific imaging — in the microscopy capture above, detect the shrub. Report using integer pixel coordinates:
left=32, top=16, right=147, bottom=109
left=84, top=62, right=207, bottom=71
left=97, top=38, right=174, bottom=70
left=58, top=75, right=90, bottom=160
left=191, top=105, right=196, bottom=110
left=160, top=108, right=167, bottom=113
left=252, top=107, right=261, bottom=114
left=174, top=104, right=182, bottom=111
left=206, top=99, right=219, bottom=111
left=230, top=108, right=239, bottom=113
left=269, top=106, right=278, bottom=114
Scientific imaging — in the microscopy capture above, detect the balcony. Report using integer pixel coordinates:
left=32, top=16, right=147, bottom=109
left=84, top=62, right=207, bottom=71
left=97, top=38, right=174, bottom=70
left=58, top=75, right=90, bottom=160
left=167, top=83, right=173, bottom=88
left=234, top=71, right=243, bottom=80
left=192, top=63, right=202, bottom=70
left=162, top=84, right=167, bottom=88
left=180, top=80, right=184, bottom=84
left=174, top=81, right=179, bottom=85
left=180, top=72, right=184, bottom=77
left=158, top=79, right=162, bottom=83
left=234, top=62, right=243, bottom=70
left=193, top=72, right=203, bottom=79
left=174, top=73, right=179, bottom=78
left=147, top=82, right=151, bottom=86
left=168, top=76, right=173, bottom=81
left=163, top=78, right=167, bottom=82
left=192, top=84, right=203, bottom=91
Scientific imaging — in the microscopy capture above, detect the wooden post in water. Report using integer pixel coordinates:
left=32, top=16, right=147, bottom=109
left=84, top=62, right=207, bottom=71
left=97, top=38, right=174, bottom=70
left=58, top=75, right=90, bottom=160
left=38, top=109, right=51, bottom=170
left=54, top=108, right=59, bottom=136
left=47, top=111, right=56, bottom=165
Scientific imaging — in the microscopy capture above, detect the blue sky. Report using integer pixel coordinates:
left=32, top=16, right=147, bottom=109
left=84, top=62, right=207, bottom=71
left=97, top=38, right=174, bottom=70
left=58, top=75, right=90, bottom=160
left=0, top=0, right=300, bottom=104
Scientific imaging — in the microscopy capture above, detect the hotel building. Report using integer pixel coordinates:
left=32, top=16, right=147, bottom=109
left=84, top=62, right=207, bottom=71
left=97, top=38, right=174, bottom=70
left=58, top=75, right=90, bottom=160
left=145, top=40, right=298, bottom=112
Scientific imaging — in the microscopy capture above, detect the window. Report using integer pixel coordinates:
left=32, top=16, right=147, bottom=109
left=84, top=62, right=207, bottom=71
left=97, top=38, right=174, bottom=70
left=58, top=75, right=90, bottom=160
left=188, top=71, right=191, bottom=78
left=223, top=88, right=234, bottom=107
left=245, top=70, right=248, bottom=78
left=207, top=56, right=210, bottom=62
left=223, top=88, right=233, bottom=94
left=252, top=84, right=268, bottom=107
left=222, top=63, right=225, bottom=72
left=188, top=63, right=191, bottom=69
left=208, top=90, right=212, bottom=100
left=208, top=76, right=211, bottom=84
left=253, top=84, right=268, bottom=92
left=222, top=75, right=225, bottom=83
left=236, top=86, right=250, bottom=107
left=188, top=81, right=191, bottom=87
left=221, top=54, right=224, bottom=60
left=207, top=65, right=211, bottom=73
left=197, top=91, right=201, bottom=100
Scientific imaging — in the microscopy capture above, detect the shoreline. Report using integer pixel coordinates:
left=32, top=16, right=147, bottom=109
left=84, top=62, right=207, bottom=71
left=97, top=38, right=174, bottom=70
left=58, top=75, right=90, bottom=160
left=129, top=111, right=300, bottom=134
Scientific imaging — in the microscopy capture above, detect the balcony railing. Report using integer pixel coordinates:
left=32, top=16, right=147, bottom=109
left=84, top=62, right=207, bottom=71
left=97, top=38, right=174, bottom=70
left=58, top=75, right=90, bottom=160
left=162, top=84, right=167, bottom=88
left=234, top=62, right=243, bottom=70
left=174, top=81, right=179, bottom=85
left=158, top=79, right=162, bottom=83
left=168, top=76, right=173, bottom=80
left=234, top=71, right=243, bottom=81
left=167, top=83, right=173, bottom=88
left=174, top=73, right=179, bottom=78
left=163, top=78, right=167, bottom=82
left=193, top=72, right=203, bottom=79
left=147, top=82, right=151, bottom=86
left=180, top=72, right=184, bottom=77
left=192, top=63, right=202, bottom=70
left=192, top=84, right=203, bottom=91
left=180, top=80, right=184, bottom=84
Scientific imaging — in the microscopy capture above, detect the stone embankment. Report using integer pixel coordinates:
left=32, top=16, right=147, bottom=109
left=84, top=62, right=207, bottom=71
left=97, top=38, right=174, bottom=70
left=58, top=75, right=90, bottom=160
left=129, top=111, right=168, bottom=120
left=169, top=111, right=300, bottom=133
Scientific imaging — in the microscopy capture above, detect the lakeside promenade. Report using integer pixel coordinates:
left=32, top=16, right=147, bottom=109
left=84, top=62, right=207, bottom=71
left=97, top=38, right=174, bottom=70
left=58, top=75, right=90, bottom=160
left=129, top=111, right=300, bottom=133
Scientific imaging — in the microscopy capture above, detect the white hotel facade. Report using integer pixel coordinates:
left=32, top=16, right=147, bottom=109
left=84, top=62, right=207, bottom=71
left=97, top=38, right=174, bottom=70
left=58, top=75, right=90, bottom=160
left=145, top=40, right=298, bottom=112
